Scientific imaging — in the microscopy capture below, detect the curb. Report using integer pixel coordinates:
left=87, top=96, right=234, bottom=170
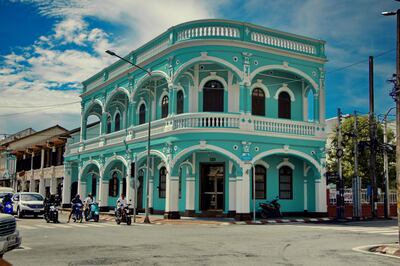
left=243, top=217, right=332, bottom=224
left=352, top=244, right=400, bottom=260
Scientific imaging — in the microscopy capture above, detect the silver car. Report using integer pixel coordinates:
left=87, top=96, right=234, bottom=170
left=12, top=192, right=44, bottom=218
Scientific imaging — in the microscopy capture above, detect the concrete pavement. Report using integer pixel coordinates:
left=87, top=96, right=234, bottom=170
left=5, top=214, right=400, bottom=265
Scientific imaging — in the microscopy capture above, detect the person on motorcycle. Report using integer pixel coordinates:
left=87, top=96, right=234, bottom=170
left=44, top=194, right=59, bottom=223
left=83, top=193, right=94, bottom=218
left=116, top=194, right=127, bottom=218
left=67, top=194, right=83, bottom=223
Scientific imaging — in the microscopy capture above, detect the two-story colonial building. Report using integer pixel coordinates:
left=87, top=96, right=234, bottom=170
left=64, top=19, right=328, bottom=220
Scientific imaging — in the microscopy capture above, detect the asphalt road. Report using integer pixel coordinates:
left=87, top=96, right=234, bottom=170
left=5, top=213, right=400, bottom=265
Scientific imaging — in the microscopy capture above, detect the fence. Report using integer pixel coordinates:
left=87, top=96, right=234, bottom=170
left=328, top=188, right=397, bottom=205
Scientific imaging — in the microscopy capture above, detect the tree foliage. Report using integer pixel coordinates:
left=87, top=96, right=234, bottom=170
left=326, top=115, right=396, bottom=189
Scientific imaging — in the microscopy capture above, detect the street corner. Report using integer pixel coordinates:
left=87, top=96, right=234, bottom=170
left=353, top=244, right=400, bottom=260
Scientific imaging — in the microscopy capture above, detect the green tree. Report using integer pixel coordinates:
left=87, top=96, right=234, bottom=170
left=326, top=115, right=396, bottom=189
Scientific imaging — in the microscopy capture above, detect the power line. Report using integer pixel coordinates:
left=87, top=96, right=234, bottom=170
left=0, top=101, right=80, bottom=109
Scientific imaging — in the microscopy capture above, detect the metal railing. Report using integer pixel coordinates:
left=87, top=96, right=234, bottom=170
left=329, top=188, right=397, bottom=205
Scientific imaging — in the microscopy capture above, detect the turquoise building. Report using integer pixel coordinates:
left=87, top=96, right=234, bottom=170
left=63, top=19, right=328, bottom=220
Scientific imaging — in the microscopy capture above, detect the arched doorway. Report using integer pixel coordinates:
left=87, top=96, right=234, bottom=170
left=70, top=181, right=78, bottom=200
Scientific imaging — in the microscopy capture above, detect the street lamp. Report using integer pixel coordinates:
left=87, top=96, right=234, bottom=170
left=105, top=50, right=152, bottom=224
left=382, top=5, right=400, bottom=245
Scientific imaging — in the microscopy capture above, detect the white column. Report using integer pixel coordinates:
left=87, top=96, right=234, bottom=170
left=229, top=177, right=236, bottom=212
left=62, top=164, right=72, bottom=205
left=119, top=179, right=123, bottom=197
left=126, top=163, right=132, bottom=202
left=40, top=149, right=45, bottom=169
left=235, top=164, right=250, bottom=218
left=77, top=169, right=82, bottom=196
left=304, top=179, right=308, bottom=211
left=315, top=178, right=327, bottom=213
left=38, top=176, right=45, bottom=196
left=20, top=180, right=25, bottom=193
left=165, top=167, right=180, bottom=218
left=50, top=176, right=56, bottom=194
left=99, top=179, right=109, bottom=207
left=81, top=182, right=87, bottom=197
left=185, top=175, right=195, bottom=212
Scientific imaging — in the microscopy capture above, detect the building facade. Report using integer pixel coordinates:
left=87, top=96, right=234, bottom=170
left=64, top=19, right=328, bottom=219
left=0, top=128, right=36, bottom=188
left=4, top=126, right=68, bottom=197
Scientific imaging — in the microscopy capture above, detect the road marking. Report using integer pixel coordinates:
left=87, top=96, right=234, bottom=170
left=309, top=218, right=318, bottom=222
left=84, top=223, right=104, bottom=227
left=55, top=224, right=73, bottom=228
left=365, top=230, right=398, bottom=234
left=381, top=232, right=399, bottom=236
left=18, top=225, right=38, bottom=230
left=36, top=224, right=56, bottom=229
left=69, top=224, right=88, bottom=228
left=99, top=223, right=118, bottom=227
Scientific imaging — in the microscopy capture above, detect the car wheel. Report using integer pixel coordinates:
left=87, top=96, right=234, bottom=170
left=17, top=208, right=23, bottom=218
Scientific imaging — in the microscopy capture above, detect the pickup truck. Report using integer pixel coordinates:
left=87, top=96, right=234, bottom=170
left=0, top=214, right=21, bottom=257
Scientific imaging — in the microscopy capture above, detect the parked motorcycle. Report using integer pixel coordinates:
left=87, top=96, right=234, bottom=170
left=2, top=195, right=13, bottom=215
left=115, top=203, right=132, bottom=225
left=84, top=202, right=100, bottom=222
left=72, top=202, right=83, bottom=223
left=259, top=197, right=282, bottom=219
left=44, top=203, right=59, bottom=223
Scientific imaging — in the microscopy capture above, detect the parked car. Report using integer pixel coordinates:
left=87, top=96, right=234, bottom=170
left=12, top=192, right=44, bottom=218
left=0, top=214, right=21, bottom=258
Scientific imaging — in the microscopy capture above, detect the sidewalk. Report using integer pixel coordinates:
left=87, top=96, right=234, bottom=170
left=98, top=211, right=333, bottom=225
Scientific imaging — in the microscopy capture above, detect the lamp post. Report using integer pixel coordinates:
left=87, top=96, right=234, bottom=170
left=382, top=5, right=400, bottom=245
left=105, top=50, right=152, bottom=224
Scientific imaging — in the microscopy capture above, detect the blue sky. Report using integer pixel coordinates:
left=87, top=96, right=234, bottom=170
left=0, top=0, right=398, bottom=134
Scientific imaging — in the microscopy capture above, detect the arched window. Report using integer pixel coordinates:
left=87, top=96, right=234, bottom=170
left=159, top=167, right=166, bottom=198
left=278, top=92, right=291, bottom=119
left=255, top=165, right=266, bottom=199
left=106, top=115, right=112, bottom=133
left=115, top=112, right=120, bottom=131
left=109, top=172, right=119, bottom=197
left=177, top=90, right=184, bottom=114
left=161, top=96, right=169, bottom=118
left=139, top=104, right=146, bottom=125
left=252, top=88, right=265, bottom=116
left=203, top=80, right=224, bottom=112
left=279, top=166, right=293, bottom=199
left=91, top=174, right=97, bottom=197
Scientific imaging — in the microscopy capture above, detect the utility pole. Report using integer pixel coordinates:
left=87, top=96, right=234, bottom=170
left=352, top=111, right=361, bottom=220
left=382, top=6, right=400, bottom=244
left=336, top=108, right=345, bottom=220
left=383, top=113, right=391, bottom=219
left=369, top=56, right=378, bottom=217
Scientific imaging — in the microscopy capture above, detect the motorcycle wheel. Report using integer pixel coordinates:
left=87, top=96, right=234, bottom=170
left=116, top=218, right=121, bottom=225
left=94, top=215, right=99, bottom=222
left=260, top=212, right=268, bottom=219
left=126, top=217, right=132, bottom=225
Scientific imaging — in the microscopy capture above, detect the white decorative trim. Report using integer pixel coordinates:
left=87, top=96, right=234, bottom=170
left=250, top=80, right=270, bottom=98
left=274, top=84, right=295, bottom=102
left=172, top=54, right=243, bottom=84
left=158, top=90, right=169, bottom=109
left=83, top=99, right=104, bottom=119
left=255, top=160, right=270, bottom=169
left=132, top=71, right=170, bottom=102
left=250, top=64, right=318, bottom=92
left=170, top=144, right=242, bottom=170
left=198, top=72, right=228, bottom=91
left=136, top=99, right=147, bottom=114
left=105, top=87, right=130, bottom=110
left=80, top=160, right=102, bottom=176
left=252, top=148, right=320, bottom=173
left=136, top=149, right=168, bottom=165
left=102, top=155, right=128, bottom=176
left=157, top=161, right=166, bottom=170
left=276, top=158, right=295, bottom=170
left=304, top=162, right=311, bottom=177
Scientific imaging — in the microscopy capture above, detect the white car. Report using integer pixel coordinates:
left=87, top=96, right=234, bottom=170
left=0, top=214, right=21, bottom=257
left=12, top=192, right=44, bottom=218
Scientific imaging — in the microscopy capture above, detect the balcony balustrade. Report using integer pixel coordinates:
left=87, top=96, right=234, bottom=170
left=67, top=113, right=325, bottom=155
